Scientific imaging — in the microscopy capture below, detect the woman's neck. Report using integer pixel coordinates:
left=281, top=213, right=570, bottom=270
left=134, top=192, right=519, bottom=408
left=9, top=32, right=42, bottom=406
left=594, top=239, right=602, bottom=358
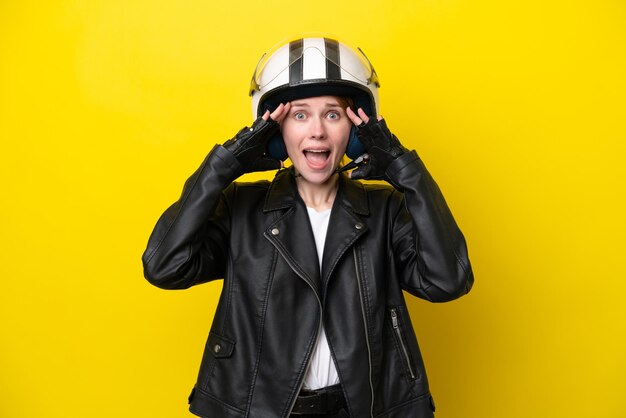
left=295, top=174, right=339, bottom=212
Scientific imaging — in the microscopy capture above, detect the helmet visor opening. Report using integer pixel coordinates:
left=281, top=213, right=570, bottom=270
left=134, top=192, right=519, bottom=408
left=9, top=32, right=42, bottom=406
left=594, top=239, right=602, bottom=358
left=260, top=81, right=376, bottom=117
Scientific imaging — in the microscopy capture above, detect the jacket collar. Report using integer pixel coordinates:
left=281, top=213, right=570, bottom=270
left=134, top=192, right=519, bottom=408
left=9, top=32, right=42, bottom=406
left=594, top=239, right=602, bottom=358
left=263, top=167, right=369, bottom=216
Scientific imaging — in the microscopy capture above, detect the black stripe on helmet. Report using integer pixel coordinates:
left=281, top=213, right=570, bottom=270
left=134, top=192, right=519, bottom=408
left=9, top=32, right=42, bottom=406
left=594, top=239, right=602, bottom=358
left=324, top=38, right=341, bottom=80
left=289, top=39, right=303, bottom=84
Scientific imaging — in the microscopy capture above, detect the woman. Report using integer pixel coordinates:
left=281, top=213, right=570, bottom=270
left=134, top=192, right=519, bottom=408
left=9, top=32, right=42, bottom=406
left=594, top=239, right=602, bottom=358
left=142, top=37, right=473, bottom=418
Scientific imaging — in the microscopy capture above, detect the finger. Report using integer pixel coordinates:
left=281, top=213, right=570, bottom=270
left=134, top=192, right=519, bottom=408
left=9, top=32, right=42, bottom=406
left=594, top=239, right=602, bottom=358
left=272, top=102, right=291, bottom=123
left=269, top=103, right=285, bottom=121
left=277, top=102, right=291, bottom=122
left=377, top=115, right=383, bottom=121
left=262, top=109, right=271, bottom=121
left=357, top=108, right=370, bottom=124
left=346, top=107, right=363, bottom=126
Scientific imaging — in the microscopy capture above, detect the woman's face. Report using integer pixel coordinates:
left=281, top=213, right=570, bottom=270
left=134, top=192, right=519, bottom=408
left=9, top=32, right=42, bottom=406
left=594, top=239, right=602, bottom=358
left=280, top=96, right=351, bottom=185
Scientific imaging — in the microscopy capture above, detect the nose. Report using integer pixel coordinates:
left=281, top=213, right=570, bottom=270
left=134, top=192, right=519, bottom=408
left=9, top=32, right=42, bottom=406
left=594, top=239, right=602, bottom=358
left=308, top=116, right=327, bottom=139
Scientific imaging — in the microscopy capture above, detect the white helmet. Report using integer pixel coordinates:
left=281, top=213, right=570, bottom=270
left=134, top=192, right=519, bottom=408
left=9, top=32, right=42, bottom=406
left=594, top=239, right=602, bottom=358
left=248, top=37, right=380, bottom=160
left=249, top=37, right=380, bottom=119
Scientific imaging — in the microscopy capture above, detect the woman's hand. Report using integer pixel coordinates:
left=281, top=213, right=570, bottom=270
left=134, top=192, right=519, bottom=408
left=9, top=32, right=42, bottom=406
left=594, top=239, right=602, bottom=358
left=223, top=103, right=291, bottom=174
left=346, top=107, right=409, bottom=180
left=263, top=102, right=291, bottom=123
left=346, top=106, right=382, bottom=125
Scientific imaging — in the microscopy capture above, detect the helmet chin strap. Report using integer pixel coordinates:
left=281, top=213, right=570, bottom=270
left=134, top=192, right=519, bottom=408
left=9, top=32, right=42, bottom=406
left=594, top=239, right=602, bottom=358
left=336, top=154, right=368, bottom=174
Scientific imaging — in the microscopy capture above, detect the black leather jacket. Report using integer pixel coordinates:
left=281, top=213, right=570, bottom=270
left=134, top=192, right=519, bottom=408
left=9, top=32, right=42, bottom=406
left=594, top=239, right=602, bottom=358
left=142, top=144, right=473, bottom=418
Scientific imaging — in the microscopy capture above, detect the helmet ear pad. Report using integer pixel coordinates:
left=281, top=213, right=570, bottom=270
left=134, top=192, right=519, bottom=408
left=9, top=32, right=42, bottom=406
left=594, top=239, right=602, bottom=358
left=345, top=126, right=366, bottom=160
left=266, top=127, right=364, bottom=161
left=267, top=133, right=289, bottom=161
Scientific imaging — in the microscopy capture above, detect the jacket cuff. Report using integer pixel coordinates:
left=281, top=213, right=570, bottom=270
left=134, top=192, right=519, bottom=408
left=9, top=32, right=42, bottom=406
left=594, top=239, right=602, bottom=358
left=211, top=144, right=243, bottom=172
left=385, top=150, right=421, bottom=191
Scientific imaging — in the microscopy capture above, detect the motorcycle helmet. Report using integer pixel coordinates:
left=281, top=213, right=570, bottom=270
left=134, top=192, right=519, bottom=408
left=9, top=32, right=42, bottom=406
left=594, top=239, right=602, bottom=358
left=249, top=37, right=380, bottom=161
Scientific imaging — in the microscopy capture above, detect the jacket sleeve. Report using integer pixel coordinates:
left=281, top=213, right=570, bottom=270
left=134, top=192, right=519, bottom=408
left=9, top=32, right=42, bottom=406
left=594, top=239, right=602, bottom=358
left=387, top=150, right=474, bottom=302
left=141, top=145, right=241, bottom=290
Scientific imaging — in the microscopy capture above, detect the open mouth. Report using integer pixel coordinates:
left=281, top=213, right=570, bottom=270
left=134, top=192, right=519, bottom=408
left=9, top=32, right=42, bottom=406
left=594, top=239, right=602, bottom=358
left=303, top=149, right=331, bottom=165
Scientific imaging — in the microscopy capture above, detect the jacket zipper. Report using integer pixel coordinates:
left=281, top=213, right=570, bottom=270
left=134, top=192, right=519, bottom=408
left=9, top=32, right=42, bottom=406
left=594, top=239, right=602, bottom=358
left=390, top=308, right=416, bottom=380
left=267, top=233, right=323, bottom=418
left=353, top=247, right=374, bottom=418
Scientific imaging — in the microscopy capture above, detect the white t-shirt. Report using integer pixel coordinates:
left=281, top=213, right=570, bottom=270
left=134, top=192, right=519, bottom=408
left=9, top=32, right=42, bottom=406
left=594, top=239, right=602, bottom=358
left=302, top=207, right=340, bottom=390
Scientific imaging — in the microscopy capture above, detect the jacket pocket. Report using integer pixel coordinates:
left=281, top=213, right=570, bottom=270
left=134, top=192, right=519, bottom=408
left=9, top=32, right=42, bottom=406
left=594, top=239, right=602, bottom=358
left=389, top=307, right=418, bottom=381
left=207, top=332, right=236, bottom=359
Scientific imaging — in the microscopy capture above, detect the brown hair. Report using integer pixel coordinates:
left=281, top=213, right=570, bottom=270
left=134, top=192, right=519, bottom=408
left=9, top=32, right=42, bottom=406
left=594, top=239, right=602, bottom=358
left=336, top=96, right=356, bottom=113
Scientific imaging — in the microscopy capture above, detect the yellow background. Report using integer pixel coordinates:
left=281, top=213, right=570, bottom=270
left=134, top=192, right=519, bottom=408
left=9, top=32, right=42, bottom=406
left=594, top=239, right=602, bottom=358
left=1, top=0, right=625, bottom=417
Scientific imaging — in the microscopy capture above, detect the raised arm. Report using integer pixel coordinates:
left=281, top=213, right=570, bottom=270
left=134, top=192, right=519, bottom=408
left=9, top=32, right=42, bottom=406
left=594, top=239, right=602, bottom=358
left=142, top=145, right=239, bottom=289
left=347, top=107, right=474, bottom=302
left=142, top=106, right=289, bottom=289
left=387, top=151, right=473, bottom=302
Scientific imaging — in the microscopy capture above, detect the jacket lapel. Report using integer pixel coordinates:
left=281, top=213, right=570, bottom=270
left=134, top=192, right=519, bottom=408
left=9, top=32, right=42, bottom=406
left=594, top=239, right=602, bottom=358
left=263, top=169, right=322, bottom=298
left=321, top=174, right=369, bottom=290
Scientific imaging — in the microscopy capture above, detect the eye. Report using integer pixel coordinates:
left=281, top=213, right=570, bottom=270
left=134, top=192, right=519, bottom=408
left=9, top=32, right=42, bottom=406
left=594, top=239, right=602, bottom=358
left=327, top=111, right=340, bottom=120
left=294, top=112, right=306, bottom=120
